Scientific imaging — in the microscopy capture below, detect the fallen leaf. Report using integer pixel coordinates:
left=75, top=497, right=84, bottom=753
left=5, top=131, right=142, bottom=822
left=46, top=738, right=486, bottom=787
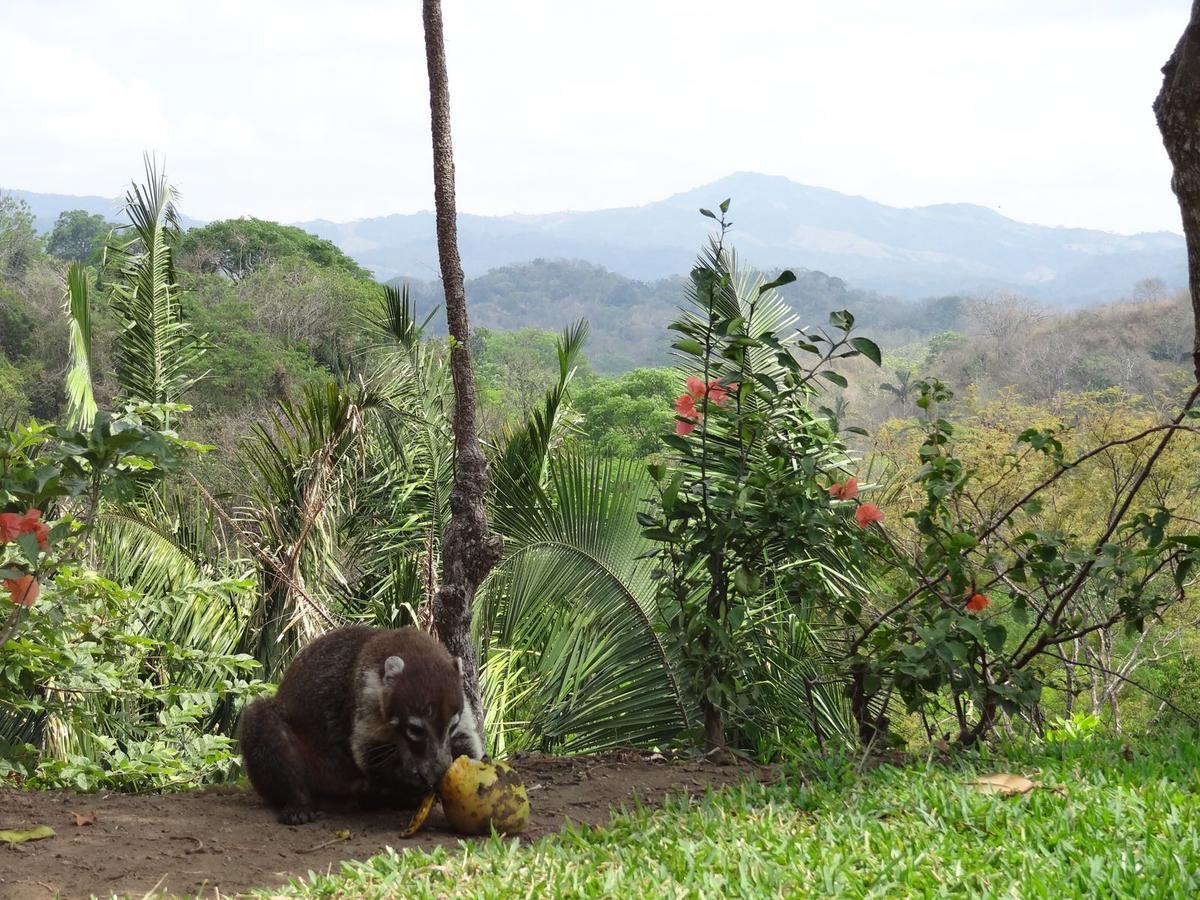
left=0, top=825, right=56, bottom=844
left=71, top=811, right=97, bottom=827
left=968, top=773, right=1039, bottom=796
left=334, top=829, right=351, bottom=840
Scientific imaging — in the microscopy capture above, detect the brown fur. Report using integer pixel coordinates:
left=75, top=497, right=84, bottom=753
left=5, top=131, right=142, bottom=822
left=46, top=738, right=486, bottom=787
left=239, top=626, right=482, bottom=824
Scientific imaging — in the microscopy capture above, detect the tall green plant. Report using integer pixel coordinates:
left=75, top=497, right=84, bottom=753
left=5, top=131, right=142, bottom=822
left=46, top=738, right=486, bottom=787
left=104, top=158, right=206, bottom=426
left=642, top=202, right=881, bottom=754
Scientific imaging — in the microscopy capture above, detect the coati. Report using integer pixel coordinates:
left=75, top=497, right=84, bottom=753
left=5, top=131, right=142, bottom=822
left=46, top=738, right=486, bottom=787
left=239, top=626, right=484, bottom=824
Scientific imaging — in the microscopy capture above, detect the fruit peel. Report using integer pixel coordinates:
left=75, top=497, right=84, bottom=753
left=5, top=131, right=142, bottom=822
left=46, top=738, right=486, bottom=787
left=399, top=792, right=437, bottom=837
left=439, top=755, right=529, bottom=836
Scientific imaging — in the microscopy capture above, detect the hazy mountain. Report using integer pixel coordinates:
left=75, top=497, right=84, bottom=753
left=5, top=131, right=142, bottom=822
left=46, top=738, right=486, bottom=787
left=298, top=173, right=1185, bottom=304
left=3, top=187, right=205, bottom=232
left=11, top=173, right=1185, bottom=304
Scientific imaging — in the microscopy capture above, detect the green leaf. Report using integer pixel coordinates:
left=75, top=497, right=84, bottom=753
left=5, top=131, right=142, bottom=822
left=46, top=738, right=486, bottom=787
left=0, top=826, right=55, bottom=844
left=1176, top=555, right=1195, bottom=589
left=719, top=198, right=731, bottom=214
left=948, top=532, right=978, bottom=551
left=16, top=532, right=40, bottom=565
left=662, top=434, right=692, bottom=453
left=819, top=371, right=848, bottom=388
left=984, top=623, right=1007, bottom=652
left=699, top=208, right=717, bottom=219
left=849, top=337, right=882, bottom=366
left=647, top=463, right=666, bottom=482
left=753, top=373, right=779, bottom=394
left=829, top=310, right=855, bottom=331
left=733, top=566, right=760, bottom=595
left=672, top=339, right=705, bottom=356
left=758, top=270, right=797, bottom=295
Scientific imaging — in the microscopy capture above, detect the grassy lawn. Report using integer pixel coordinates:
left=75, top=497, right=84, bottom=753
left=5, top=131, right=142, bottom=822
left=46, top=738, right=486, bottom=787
left=271, top=735, right=1200, bottom=898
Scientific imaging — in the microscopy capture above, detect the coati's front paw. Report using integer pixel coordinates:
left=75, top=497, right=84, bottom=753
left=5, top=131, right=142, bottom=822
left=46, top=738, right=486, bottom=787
left=278, top=805, right=318, bottom=825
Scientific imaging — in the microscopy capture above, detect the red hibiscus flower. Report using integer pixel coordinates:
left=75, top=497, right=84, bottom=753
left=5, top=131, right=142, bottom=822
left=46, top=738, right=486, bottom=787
left=706, top=382, right=729, bottom=406
left=855, top=503, right=884, bottom=528
left=675, top=393, right=702, bottom=436
left=675, top=377, right=737, bottom=434
left=0, top=512, right=20, bottom=545
left=0, top=508, right=50, bottom=550
left=3, top=574, right=39, bottom=608
left=965, top=593, right=991, bottom=613
left=828, top=477, right=859, bottom=501
left=675, top=393, right=700, bottom=418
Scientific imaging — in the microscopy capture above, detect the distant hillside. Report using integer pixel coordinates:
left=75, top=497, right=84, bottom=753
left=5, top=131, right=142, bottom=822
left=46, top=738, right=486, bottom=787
left=399, top=258, right=963, bottom=373
left=302, top=173, right=1185, bottom=304
left=2, top=188, right=205, bottom=232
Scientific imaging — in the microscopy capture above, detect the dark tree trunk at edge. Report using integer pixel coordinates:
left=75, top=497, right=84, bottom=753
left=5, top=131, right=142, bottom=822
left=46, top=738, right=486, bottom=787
left=422, top=0, right=503, bottom=733
left=1155, top=0, right=1200, bottom=383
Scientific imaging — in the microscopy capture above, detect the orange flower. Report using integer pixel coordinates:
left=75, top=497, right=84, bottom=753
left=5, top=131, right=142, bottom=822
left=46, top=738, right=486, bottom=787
left=855, top=503, right=884, bottom=528
left=675, top=418, right=697, bottom=436
left=675, top=393, right=700, bottom=418
left=3, top=575, right=39, bottom=608
left=0, top=512, right=20, bottom=544
left=685, top=376, right=706, bottom=399
left=828, top=477, right=859, bottom=501
left=965, top=593, right=991, bottom=613
left=706, top=381, right=730, bottom=406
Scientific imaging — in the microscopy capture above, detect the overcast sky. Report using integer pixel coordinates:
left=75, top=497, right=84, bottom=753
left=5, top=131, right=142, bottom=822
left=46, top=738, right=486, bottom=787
left=1, top=0, right=1190, bottom=233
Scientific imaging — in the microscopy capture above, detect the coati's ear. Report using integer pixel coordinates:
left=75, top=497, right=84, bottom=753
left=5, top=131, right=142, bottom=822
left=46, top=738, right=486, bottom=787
left=383, top=655, right=405, bottom=682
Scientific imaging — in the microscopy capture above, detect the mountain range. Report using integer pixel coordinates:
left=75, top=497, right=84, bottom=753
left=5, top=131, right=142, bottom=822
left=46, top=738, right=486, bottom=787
left=7, top=172, right=1185, bottom=304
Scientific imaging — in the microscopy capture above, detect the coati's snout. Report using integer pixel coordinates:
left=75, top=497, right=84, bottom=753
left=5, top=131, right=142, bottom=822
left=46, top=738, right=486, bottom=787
left=384, top=706, right=459, bottom=791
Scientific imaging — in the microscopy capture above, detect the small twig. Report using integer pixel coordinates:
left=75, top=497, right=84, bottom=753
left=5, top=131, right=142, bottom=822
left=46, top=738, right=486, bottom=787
left=168, top=834, right=205, bottom=852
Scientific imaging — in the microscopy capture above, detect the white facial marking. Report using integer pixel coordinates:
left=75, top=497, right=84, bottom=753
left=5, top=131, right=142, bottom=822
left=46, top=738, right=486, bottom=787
left=406, top=717, right=426, bottom=742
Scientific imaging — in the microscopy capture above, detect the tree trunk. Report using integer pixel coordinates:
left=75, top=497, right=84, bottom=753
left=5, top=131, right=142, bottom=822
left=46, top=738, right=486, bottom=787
left=1155, top=0, right=1200, bottom=383
left=422, top=0, right=503, bottom=733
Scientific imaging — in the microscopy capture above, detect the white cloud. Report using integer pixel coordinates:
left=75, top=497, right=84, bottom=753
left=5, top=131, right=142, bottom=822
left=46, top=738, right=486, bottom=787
left=1, top=0, right=1190, bottom=233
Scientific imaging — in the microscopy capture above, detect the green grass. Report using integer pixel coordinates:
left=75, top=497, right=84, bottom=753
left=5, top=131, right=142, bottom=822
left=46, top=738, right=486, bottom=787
left=270, top=735, right=1200, bottom=898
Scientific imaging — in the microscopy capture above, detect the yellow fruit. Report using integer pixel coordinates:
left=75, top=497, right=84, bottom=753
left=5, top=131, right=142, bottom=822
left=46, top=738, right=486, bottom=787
left=438, top=755, right=529, bottom=835
left=398, top=792, right=437, bottom=837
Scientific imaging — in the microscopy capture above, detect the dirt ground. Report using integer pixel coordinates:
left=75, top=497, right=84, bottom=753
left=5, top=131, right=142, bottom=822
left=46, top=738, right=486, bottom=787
left=0, top=750, right=770, bottom=899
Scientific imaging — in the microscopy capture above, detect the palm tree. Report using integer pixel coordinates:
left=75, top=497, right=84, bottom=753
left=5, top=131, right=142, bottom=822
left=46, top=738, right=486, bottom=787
left=421, top=0, right=502, bottom=732
left=64, top=157, right=206, bottom=429
left=880, top=369, right=916, bottom=408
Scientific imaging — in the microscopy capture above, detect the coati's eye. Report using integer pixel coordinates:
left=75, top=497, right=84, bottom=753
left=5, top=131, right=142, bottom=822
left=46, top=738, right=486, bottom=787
left=406, top=718, right=426, bottom=743
left=388, top=716, right=400, bottom=727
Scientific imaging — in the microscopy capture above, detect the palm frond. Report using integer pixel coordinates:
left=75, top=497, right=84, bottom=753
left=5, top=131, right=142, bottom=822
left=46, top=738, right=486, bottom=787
left=105, top=156, right=206, bottom=422
left=477, top=456, right=688, bottom=754
left=62, top=263, right=97, bottom=430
